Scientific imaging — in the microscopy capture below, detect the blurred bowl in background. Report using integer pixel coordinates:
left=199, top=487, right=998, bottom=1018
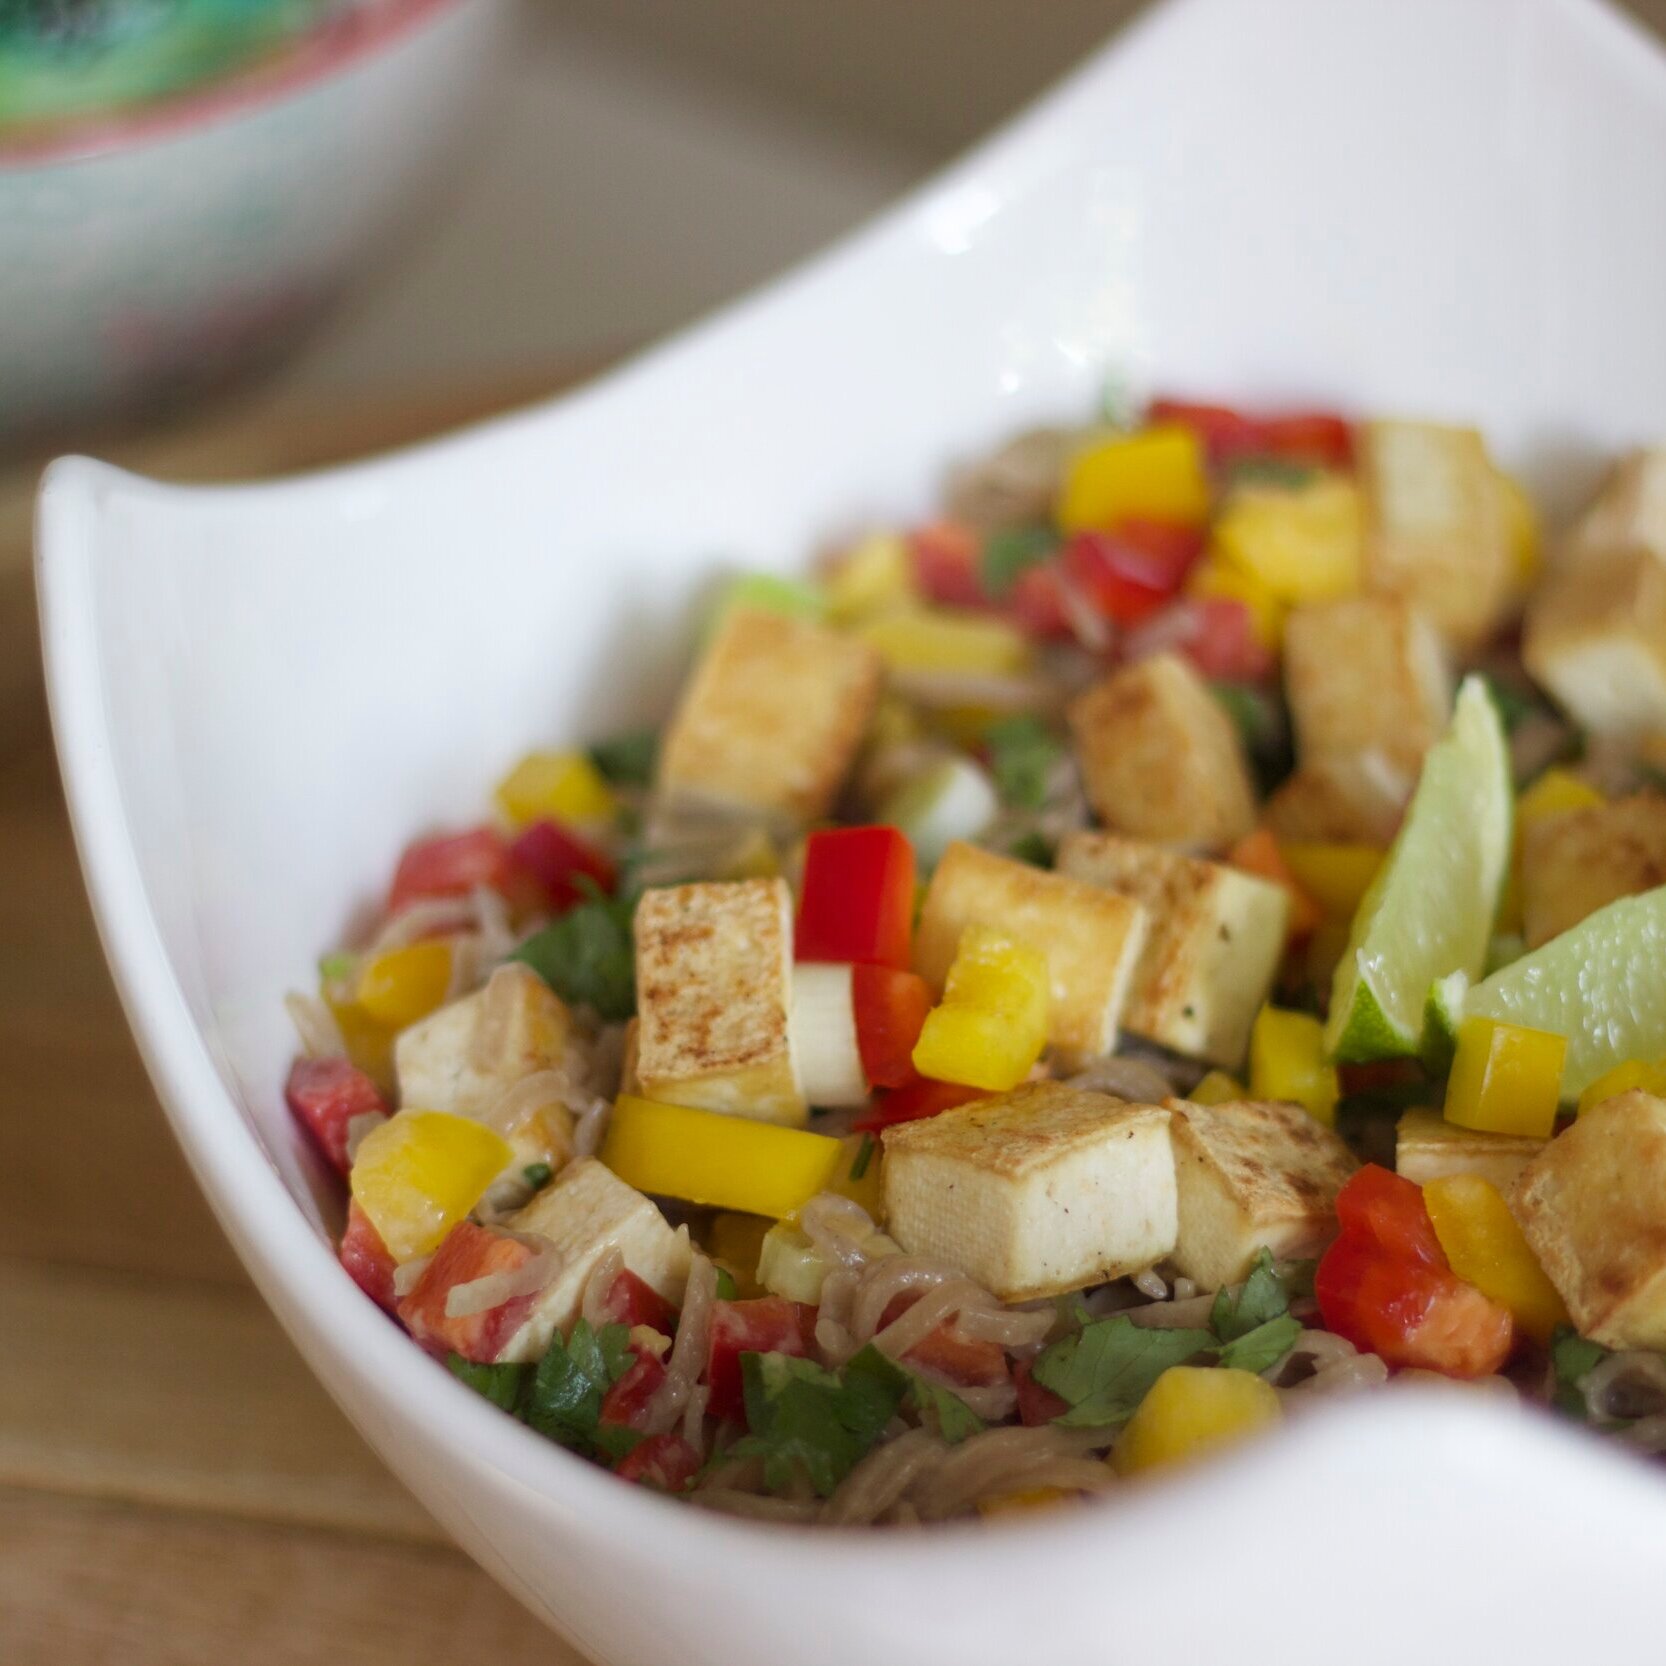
left=0, top=0, right=512, bottom=448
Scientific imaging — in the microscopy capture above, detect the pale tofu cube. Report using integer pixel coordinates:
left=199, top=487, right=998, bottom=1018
left=1056, top=832, right=1288, bottom=1068
left=1168, top=1098, right=1357, bottom=1290
left=1360, top=420, right=1512, bottom=650
left=656, top=607, right=882, bottom=826
left=1523, top=547, right=1666, bottom=738
left=1563, top=447, right=1666, bottom=567
left=633, top=877, right=805, bottom=1125
left=881, top=1082, right=1176, bottom=1301
left=1513, top=1091, right=1666, bottom=1349
left=395, top=964, right=575, bottom=1170
left=496, top=1158, right=691, bottom=1363
left=1282, top=596, right=1450, bottom=777
left=1394, top=1107, right=1545, bottom=1194
left=1067, top=652, right=1257, bottom=851
left=1263, top=751, right=1408, bottom=847
left=912, top=840, right=1148, bottom=1059
left=1520, top=792, right=1666, bottom=948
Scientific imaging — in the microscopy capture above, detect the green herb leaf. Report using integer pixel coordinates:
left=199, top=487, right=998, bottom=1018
left=446, top=1354, right=531, bottom=1413
left=589, top=729, right=659, bottom=789
left=1211, top=681, right=1294, bottom=794
left=317, top=950, right=358, bottom=988
left=1215, top=1314, right=1303, bottom=1375
left=713, top=1265, right=739, bottom=1301
left=1226, top=457, right=1320, bottom=491
left=979, top=527, right=1055, bottom=599
left=730, top=1344, right=911, bottom=1497
left=984, top=715, right=1064, bottom=811
left=521, top=1162, right=553, bottom=1191
left=849, top=1133, right=875, bottom=1182
left=1005, top=831, right=1054, bottom=869
left=1550, top=1325, right=1612, bottom=1420
left=595, top=1424, right=646, bottom=1463
left=512, top=889, right=636, bottom=1021
left=1032, top=1316, right=1215, bottom=1427
left=907, top=1373, right=983, bottom=1444
left=1209, top=1248, right=1291, bottom=1341
left=523, top=1319, right=634, bottom=1455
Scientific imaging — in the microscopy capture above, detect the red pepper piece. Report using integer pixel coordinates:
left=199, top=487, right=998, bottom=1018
left=1334, top=1164, right=1445, bottom=1266
left=395, top=1221, right=540, bottom=1363
left=1014, top=1359, right=1069, bottom=1426
left=853, top=1078, right=986, bottom=1133
left=339, top=1200, right=397, bottom=1313
left=599, top=1349, right=668, bottom=1431
left=851, top=964, right=933, bottom=1090
left=388, top=826, right=517, bottom=916
left=796, top=826, right=916, bottom=970
left=909, top=521, right=984, bottom=608
left=286, top=1056, right=387, bottom=1177
left=1062, top=521, right=1204, bottom=627
left=509, top=818, right=617, bottom=915
left=594, top=1267, right=678, bottom=1334
left=704, top=1297, right=817, bottom=1425
left=614, top=1431, right=702, bottom=1491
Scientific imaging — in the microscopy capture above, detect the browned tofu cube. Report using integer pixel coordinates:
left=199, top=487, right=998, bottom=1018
left=656, top=607, right=882, bottom=826
left=1514, top=1091, right=1666, bottom=1349
left=1563, top=447, right=1666, bottom=567
left=1282, top=596, right=1450, bottom=778
left=1263, top=752, right=1407, bottom=847
left=1067, top=652, right=1257, bottom=852
left=1520, top=792, right=1666, bottom=948
left=1395, top=1107, right=1544, bottom=1194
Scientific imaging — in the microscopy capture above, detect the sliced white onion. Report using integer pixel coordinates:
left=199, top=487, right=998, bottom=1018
left=443, top=1250, right=559, bottom=1318
left=392, top=1255, right=433, bottom=1298
left=878, top=756, right=999, bottom=868
left=789, top=965, right=869, bottom=1109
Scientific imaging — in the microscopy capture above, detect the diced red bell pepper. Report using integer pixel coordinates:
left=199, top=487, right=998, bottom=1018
left=796, top=826, right=916, bottom=970
left=1014, top=1359, right=1068, bottom=1426
left=853, top=1077, right=986, bottom=1133
left=339, top=1200, right=397, bottom=1313
left=910, top=521, right=984, bottom=608
left=880, top=1292, right=1008, bottom=1388
left=1333, top=1164, right=1445, bottom=1266
left=851, top=964, right=933, bottom=1090
left=286, top=1056, right=388, bottom=1177
left=1062, top=521, right=1204, bottom=628
left=704, top=1297, right=817, bottom=1424
left=594, top=1267, right=678, bottom=1334
left=600, top=1348, right=668, bottom=1431
left=1149, top=398, right=1353, bottom=470
left=508, top=819, right=617, bottom=915
left=1148, top=399, right=1265, bottom=464
left=614, top=1431, right=702, bottom=1492
left=387, top=826, right=517, bottom=916
left=395, top=1221, right=540, bottom=1363
left=1124, top=597, right=1274, bottom=683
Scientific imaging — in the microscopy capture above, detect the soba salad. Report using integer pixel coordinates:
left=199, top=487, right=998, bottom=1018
left=286, top=400, right=1666, bottom=1524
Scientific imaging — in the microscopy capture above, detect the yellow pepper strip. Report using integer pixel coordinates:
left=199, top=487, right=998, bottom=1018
left=1494, top=468, right=1541, bottom=590
left=912, top=925, right=1049, bottom=1093
left=1211, top=474, right=1362, bottom=605
left=495, top=750, right=618, bottom=830
left=1276, top=841, right=1383, bottom=923
left=325, top=993, right=397, bottom=1094
left=829, top=1131, right=885, bottom=1221
left=349, top=1110, right=513, bottom=1263
left=1423, top=1173, right=1568, bottom=1345
left=1249, top=1006, right=1339, bottom=1127
left=1184, top=554, right=1285, bottom=650
left=1516, top=768, right=1603, bottom=831
left=1057, top=425, right=1211, bottom=533
left=1113, top=1366, right=1281, bottom=1476
left=1443, top=1014, right=1567, bottom=1139
left=1188, top=1071, right=1247, bottom=1106
left=825, top=532, right=917, bottom=623
left=355, top=941, right=454, bottom=1030
left=858, top=607, right=1031, bottom=676
left=1577, top=1057, right=1666, bottom=1116
left=978, top=1487, right=1071, bottom=1517
left=602, top=1095, right=844, bottom=1219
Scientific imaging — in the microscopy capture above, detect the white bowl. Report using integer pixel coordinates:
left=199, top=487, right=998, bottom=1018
left=36, top=0, right=1666, bottom=1659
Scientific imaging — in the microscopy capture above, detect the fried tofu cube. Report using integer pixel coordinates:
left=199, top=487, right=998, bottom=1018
left=496, top=1158, right=691, bottom=1362
left=1394, top=1107, right=1545, bottom=1194
left=633, top=878, right=805, bottom=1126
left=1563, top=447, right=1666, bottom=567
left=912, top=841, right=1148, bottom=1059
left=1168, top=1098, right=1357, bottom=1290
left=1067, top=652, right=1257, bottom=851
left=1359, top=420, right=1512, bottom=650
left=394, top=964, right=575, bottom=1170
left=1263, top=751, right=1408, bottom=847
left=1524, top=548, right=1666, bottom=738
left=881, top=1082, right=1176, bottom=1301
left=1055, top=832, right=1288, bottom=1067
left=1513, top=1091, right=1666, bottom=1349
left=1282, top=596, right=1450, bottom=777
left=1520, top=792, right=1666, bottom=949
left=656, top=607, right=882, bottom=826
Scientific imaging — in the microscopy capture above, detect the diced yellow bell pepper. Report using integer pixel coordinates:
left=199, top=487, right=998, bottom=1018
left=978, top=1487, right=1072, bottom=1517
left=495, top=750, right=618, bottom=830
left=912, top=925, right=1049, bottom=1093
left=1494, top=467, right=1541, bottom=589
left=829, top=1131, right=885, bottom=1221
left=1577, top=1056, right=1666, bottom=1116
left=1423, top=1173, right=1568, bottom=1345
left=1189, top=1070, right=1247, bottom=1106
left=1276, top=841, right=1383, bottom=922
left=1113, top=1366, right=1281, bottom=1476
left=349, top=1109, right=514, bottom=1262
left=325, top=993, right=397, bottom=1094
left=1184, top=554, right=1285, bottom=649
left=601, top=1095, right=844, bottom=1218
left=355, top=941, right=453, bottom=1030
left=1211, top=474, right=1362, bottom=605
left=1443, top=1014, right=1567, bottom=1139
left=1516, top=768, right=1603, bottom=831
left=1249, top=1005, right=1339, bottom=1127
left=825, top=532, right=917, bottom=623
left=1057, top=425, right=1211, bottom=533
left=859, top=607, right=1031, bottom=677
left=706, top=1211, right=772, bottom=1294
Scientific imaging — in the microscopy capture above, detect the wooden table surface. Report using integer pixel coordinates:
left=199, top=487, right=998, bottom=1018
left=0, top=376, right=605, bottom=1666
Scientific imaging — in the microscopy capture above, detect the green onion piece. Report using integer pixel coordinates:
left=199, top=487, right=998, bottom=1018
left=522, top=1162, right=553, bottom=1191
left=713, top=1266, right=739, bottom=1301
left=589, top=730, right=658, bottom=788
left=849, top=1133, right=875, bottom=1182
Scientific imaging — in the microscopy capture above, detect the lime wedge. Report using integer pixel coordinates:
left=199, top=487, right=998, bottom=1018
left=1324, top=678, right=1511, bottom=1062
left=1459, top=887, right=1666, bottom=1097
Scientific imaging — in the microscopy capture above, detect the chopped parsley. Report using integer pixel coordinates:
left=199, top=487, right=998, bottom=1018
left=512, top=884, right=636, bottom=1020
left=906, top=1373, right=983, bottom=1444
left=522, top=1318, right=635, bottom=1457
left=1210, top=1248, right=1294, bottom=1339
left=1031, top=1317, right=1217, bottom=1427
left=447, top=1354, right=530, bottom=1413
left=589, top=729, right=659, bottom=789
left=979, top=527, right=1055, bottom=599
left=984, top=715, right=1064, bottom=810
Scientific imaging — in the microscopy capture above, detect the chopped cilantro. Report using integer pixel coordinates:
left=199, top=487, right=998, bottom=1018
left=984, top=715, right=1064, bottom=810
left=907, top=1373, right=983, bottom=1444
left=979, top=527, right=1055, bottom=599
left=1031, top=1316, right=1216, bottom=1427
left=447, top=1354, right=530, bottom=1413
left=1550, top=1325, right=1612, bottom=1420
left=849, top=1133, right=875, bottom=1182
left=512, top=885, right=636, bottom=1021
left=595, top=1424, right=646, bottom=1463
left=589, top=729, right=659, bottom=788
left=713, top=1265, right=739, bottom=1301
left=523, top=1319, right=635, bottom=1456
left=1209, top=1248, right=1291, bottom=1340
left=1215, top=1315, right=1303, bottom=1375
left=522, top=1162, right=553, bottom=1191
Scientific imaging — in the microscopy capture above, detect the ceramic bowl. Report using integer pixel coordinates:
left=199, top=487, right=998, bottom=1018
left=0, top=0, right=509, bottom=446
left=35, top=0, right=1666, bottom=1660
